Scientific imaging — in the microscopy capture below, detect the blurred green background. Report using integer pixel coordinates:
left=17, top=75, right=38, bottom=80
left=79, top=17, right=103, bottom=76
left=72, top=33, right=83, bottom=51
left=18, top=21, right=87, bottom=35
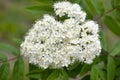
left=0, top=0, right=39, bottom=44
left=0, top=0, right=44, bottom=79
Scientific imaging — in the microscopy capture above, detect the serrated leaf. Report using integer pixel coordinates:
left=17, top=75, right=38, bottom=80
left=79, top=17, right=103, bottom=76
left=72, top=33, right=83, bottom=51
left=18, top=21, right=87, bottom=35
left=0, top=43, right=20, bottom=56
left=0, top=53, right=7, bottom=62
left=47, top=70, right=60, bottom=80
left=99, top=30, right=107, bottom=51
left=107, top=56, right=115, bottom=80
left=90, top=65, right=99, bottom=80
left=12, top=58, right=24, bottom=80
left=110, top=40, right=120, bottom=56
left=0, top=63, right=10, bottom=80
left=103, top=16, right=120, bottom=37
left=25, top=5, right=53, bottom=14
left=91, top=0, right=105, bottom=14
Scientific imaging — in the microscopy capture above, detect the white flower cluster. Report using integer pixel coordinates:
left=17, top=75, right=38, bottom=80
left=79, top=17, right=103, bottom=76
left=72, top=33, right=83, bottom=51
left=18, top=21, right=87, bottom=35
left=20, top=1, right=101, bottom=69
left=54, top=1, right=86, bottom=23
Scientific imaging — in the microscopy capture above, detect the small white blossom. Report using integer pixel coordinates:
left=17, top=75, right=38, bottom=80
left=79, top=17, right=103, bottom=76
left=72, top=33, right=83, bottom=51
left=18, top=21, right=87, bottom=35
left=21, top=1, right=101, bottom=69
left=54, top=1, right=86, bottom=23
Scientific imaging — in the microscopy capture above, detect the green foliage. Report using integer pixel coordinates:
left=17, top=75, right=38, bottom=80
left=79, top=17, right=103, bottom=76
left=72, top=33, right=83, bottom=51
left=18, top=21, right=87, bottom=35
left=90, top=0, right=105, bottom=14
left=107, top=56, right=116, bottom=80
left=111, top=0, right=120, bottom=7
left=12, top=58, right=24, bottom=80
left=35, top=0, right=53, bottom=3
left=79, top=0, right=93, bottom=19
left=0, top=63, right=10, bottom=80
left=57, top=69, right=68, bottom=80
left=103, top=16, right=120, bottom=37
left=26, top=69, right=43, bottom=79
left=0, top=43, right=20, bottom=56
left=84, top=0, right=97, bottom=15
left=99, top=30, right=108, bottom=51
left=47, top=70, right=60, bottom=80
left=68, top=61, right=80, bottom=70
left=111, top=0, right=120, bottom=22
left=90, top=65, right=99, bottom=80
left=80, top=64, right=91, bottom=76
left=90, top=65, right=106, bottom=80
left=26, top=5, right=54, bottom=14
left=110, top=40, right=120, bottom=56
left=0, top=53, right=7, bottom=62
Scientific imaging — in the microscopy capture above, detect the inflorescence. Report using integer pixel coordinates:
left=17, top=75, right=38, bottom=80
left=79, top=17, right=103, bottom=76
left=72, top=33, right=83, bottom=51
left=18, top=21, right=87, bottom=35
left=20, top=1, right=101, bottom=69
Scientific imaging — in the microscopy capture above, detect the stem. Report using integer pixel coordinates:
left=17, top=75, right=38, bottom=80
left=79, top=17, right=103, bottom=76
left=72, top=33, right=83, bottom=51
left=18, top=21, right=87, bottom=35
left=94, top=5, right=120, bottom=21
left=79, top=72, right=90, bottom=80
left=0, top=55, right=22, bottom=64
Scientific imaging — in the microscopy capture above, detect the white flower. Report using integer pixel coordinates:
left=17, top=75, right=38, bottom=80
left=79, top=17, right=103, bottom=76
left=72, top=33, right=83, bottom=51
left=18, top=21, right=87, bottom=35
left=21, top=1, right=101, bottom=69
left=54, top=1, right=86, bottom=23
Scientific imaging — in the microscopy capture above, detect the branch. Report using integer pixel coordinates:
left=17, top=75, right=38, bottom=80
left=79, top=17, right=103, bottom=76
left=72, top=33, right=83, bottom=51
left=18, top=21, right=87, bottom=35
left=0, top=55, right=22, bottom=64
left=94, top=5, right=120, bottom=21
left=79, top=71, right=90, bottom=80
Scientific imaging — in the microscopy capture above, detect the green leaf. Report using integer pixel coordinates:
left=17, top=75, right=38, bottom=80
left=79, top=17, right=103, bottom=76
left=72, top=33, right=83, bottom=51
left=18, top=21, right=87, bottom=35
left=79, top=0, right=93, bottom=19
left=58, top=69, right=68, bottom=80
left=115, top=67, right=120, bottom=78
left=68, top=61, right=80, bottom=70
left=91, top=0, right=105, bottom=14
left=35, top=0, right=53, bottom=3
left=0, top=43, right=20, bottom=56
left=98, top=68, right=106, bottom=80
left=0, top=63, right=10, bottom=80
left=92, top=65, right=106, bottom=80
left=103, top=16, right=120, bottom=37
left=69, top=0, right=82, bottom=3
left=114, top=9, right=120, bottom=21
left=12, top=58, right=24, bottom=80
left=0, top=53, right=7, bottom=62
left=110, top=40, right=120, bottom=56
left=84, top=0, right=96, bottom=15
left=90, top=64, right=107, bottom=80
left=111, top=0, right=120, bottom=7
left=99, top=30, right=107, bottom=51
left=111, top=0, right=120, bottom=21
left=90, top=65, right=99, bottom=80
left=27, top=73, right=41, bottom=79
left=107, top=56, right=115, bottom=80
left=80, top=64, right=91, bottom=76
left=26, top=69, right=44, bottom=79
left=25, top=5, right=53, bottom=15
left=47, top=70, right=60, bottom=80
